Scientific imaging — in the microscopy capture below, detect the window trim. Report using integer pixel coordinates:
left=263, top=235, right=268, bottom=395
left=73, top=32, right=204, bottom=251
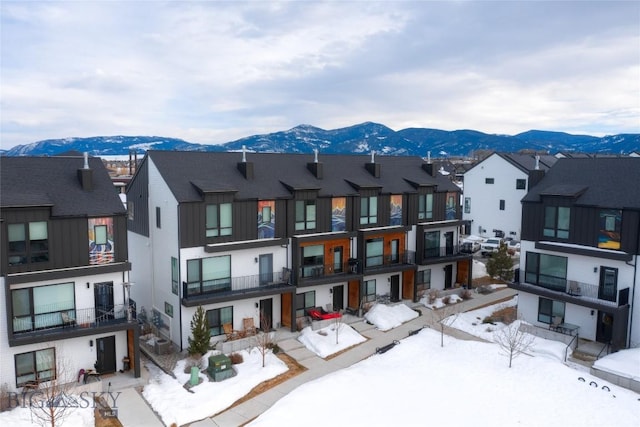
left=364, top=280, right=376, bottom=302
left=15, top=347, right=56, bottom=388
left=485, top=178, right=495, bottom=184
left=296, top=291, right=316, bottom=317
left=499, top=200, right=505, bottom=211
left=537, top=297, right=565, bottom=324
left=186, top=255, right=231, bottom=296
left=8, top=221, right=49, bottom=266
left=418, top=193, right=434, bottom=220
left=525, top=252, right=567, bottom=292
left=544, top=206, right=570, bottom=239
left=295, top=200, right=317, bottom=231
left=360, top=196, right=378, bottom=225
left=206, top=203, right=233, bottom=238
left=206, top=306, right=233, bottom=336
left=516, top=179, right=527, bottom=190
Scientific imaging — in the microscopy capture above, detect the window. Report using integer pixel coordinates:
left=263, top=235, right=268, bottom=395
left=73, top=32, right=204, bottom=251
left=544, top=206, right=570, bottom=239
left=164, top=302, right=173, bottom=318
left=296, top=291, right=316, bottom=317
left=301, top=245, right=324, bottom=277
left=516, top=179, right=526, bottom=190
left=206, top=203, right=232, bottom=237
left=8, top=221, right=49, bottom=265
left=365, top=238, right=384, bottom=267
left=538, top=297, right=565, bottom=324
left=295, top=200, right=316, bottom=231
left=499, top=200, right=505, bottom=211
left=186, top=256, right=231, bottom=296
left=15, top=348, right=55, bottom=387
left=464, top=197, right=471, bottom=214
left=171, top=257, right=179, bottom=295
left=485, top=178, right=494, bottom=184
left=364, top=280, right=376, bottom=302
left=360, top=196, right=378, bottom=225
left=127, top=202, right=134, bottom=220
left=156, top=207, right=161, bottom=229
left=424, top=231, right=440, bottom=258
left=333, top=246, right=343, bottom=273
left=94, top=225, right=108, bottom=245
left=599, top=267, right=617, bottom=302
left=525, top=252, right=567, bottom=292
left=12, top=283, right=75, bottom=333
left=206, top=306, right=232, bottom=336
left=416, top=269, right=431, bottom=299
left=418, top=194, right=433, bottom=220
left=598, top=210, right=621, bottom=250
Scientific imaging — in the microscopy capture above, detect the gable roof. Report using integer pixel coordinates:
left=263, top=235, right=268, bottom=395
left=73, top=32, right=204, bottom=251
left=522, top=157, right=640, bottom=209
left=144, top=151, right=460, bottom=203
left=499, top=153, right=558, bottom=173
left=0, top=155, right=127, bottom=217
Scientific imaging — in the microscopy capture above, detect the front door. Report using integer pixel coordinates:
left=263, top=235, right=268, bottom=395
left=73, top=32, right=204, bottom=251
left=332, top=285, right=344, bottom=311
left=259, top=254, right=273, bottom=285
left=390, top=275, right=400, bottom=302
left=259, top=298, right=273, bottom=330
left=596, top=311, right=614, bottom=343
left=94, top=282, right=114, bottom=321
left=444, top=265, right=453, bottom=289
left=96, top=335, right=116, bottom=374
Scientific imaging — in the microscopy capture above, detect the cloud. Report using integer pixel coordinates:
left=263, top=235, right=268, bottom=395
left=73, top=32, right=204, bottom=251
left=1, top=1, right=638, bottom=149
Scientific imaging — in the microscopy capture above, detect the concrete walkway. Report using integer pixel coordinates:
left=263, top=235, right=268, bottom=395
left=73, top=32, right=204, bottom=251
left=205, top=287, right=517, bottom=427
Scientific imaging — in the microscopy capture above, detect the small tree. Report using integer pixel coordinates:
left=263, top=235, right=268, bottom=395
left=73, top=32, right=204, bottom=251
left=28, top=349, right=76, bottom=427
left=333, top=314, right=343, bottom=345
left=429, top=303, right=458, bottom=348
left=254, top=311, right=275, bottom=368
left=486, top=244, right=514, bottom=281
left=187, top=306, right=210, bottom=356
left=494, top=322, right=534, bottom=368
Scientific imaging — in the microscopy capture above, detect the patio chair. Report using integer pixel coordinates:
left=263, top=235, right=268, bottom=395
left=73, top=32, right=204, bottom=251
left=549, top=316, right=563, bottom=332
left=223, top=323, right=240, bottom=341
left=243, top=317, right=257, bottom=336
left=61, top=312, right=76, bottom=328
left=568, top=281, right=582, bottom=296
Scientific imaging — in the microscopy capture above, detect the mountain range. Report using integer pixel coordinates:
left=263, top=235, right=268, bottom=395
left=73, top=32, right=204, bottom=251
left=2, top=122, right=639, bottom=157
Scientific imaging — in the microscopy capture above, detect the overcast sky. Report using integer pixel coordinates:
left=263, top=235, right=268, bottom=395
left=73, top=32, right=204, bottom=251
left=1, top=1, right=639, bottom=149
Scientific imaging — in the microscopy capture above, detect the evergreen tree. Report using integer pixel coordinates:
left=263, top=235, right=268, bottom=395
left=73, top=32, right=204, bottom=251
left=486, top=244, right=514, bottom=281
left=187, top=306, right=210, bottom=356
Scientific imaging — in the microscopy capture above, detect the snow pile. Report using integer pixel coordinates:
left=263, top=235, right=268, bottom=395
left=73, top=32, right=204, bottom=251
left=593, top=347, right=640, bottom=380
left=298, top=323, right=367, bottom=358
left=364, top=303, right=419, bottom=331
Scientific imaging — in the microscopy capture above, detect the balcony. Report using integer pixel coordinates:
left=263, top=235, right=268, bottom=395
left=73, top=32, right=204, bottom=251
left=421, top=244, right=469, bottom=264
left=10, top=303, right=132, bottom=346
left=510, top=278, right=629, bottom=309
left=362, top=251, right=416, bottom=273
left=182, top=269, right=294, bottom=305
left=299, top=259, right=361, bottom=280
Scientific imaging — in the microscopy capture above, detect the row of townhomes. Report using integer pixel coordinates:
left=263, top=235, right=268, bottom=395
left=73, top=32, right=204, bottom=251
left=0, top=155, right=141, bottom=393
left=125, top=150, right=472, bottom=350
left=511, top=157, right=640, bottom=352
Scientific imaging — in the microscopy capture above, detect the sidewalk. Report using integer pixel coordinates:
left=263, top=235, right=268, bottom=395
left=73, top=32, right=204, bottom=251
left=204, top=287, right=517, bottom=427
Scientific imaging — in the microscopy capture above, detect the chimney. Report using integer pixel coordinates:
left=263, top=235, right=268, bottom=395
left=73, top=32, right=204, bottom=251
left=77, top=152, right=93, bottom=191
left=365, top=150, right=380, bottom=178
left=528, top=169, right=545, bottom=188
left=307, top=148, right=323, bottom=178
left=422, top=162, right=438, bottom=177
left=237, top=145, right=254, bottom=179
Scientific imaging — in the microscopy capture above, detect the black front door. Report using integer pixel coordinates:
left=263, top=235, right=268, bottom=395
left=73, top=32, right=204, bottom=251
left=96, top=335, right=116, bottom=374
left=596, top=311, right=614, bottom=343
left=444, top=265, right=453, bottom=289
left=390, top=275, right=400, bottom=302
left=259, top=298, right=273, bottom=330
left=332, top=285, right=344, bottom=311
left=94, top=282, right=114, bottom=321
left=445, top=232, right=454, bottom=255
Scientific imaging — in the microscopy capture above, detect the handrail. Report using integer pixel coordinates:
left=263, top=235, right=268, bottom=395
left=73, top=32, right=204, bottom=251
left=564, top=334, right=578, bottom=362
left=596, top=341, right=611, bottom=360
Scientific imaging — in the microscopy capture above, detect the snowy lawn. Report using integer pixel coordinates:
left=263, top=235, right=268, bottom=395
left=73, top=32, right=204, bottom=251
left=248, top=326, right=639, bottom=427
left=298, top=323, right=367, bottom=358
left=593, top=347, right=640, bottom=380
left=142, top=348, right=287, bottom=426
left=0, top=396, right=95, bottom=427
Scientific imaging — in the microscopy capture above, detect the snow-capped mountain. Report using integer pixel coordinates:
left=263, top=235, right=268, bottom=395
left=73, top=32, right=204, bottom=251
left=2, top=123, right=638, bottom=157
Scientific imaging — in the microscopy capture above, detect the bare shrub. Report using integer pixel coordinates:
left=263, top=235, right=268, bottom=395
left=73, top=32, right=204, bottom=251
left=460, top=289, right=473, bottom=300
left=229, top=352, right=244, bottom=364
left=494, top=322, right=534, bottom=368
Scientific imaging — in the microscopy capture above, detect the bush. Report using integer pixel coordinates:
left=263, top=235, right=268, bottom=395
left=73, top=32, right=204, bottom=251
left=460, top=289, right=473, bottom=300
left=229, top=352, right=244, bottom=364
left=442, top=295, right=451, bottom=305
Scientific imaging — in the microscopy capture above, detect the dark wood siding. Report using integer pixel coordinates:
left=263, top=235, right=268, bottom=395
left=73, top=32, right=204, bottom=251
left=234, top=200, right=258, bottom=241
left=621, top=210, right=640, bottom=254
left=126, top=158, right=149, bottom=237
left=179, top=202, right=204, bottom=248
left=316, top=197, right=332, bottom=232
left=377, top=194, right=390, bottom=226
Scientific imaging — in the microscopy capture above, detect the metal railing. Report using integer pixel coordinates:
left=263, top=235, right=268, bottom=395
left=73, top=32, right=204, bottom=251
left=13, top=303, right=130, bottom=334
left=364, top=251, right=416, bottom=270
left=423, top=245, right=462, bottom=259
left=514, top=279, right=624, bottom=307
left=184, top=269, right=292, bottom=298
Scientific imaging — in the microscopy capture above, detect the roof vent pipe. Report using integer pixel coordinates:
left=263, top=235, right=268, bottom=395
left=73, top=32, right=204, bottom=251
left=84, top=152, right=89, bottom=169
left=242, top=145, right=247, bottom=163
left=314, top=148, right=319, bottom=163
left=371, top=150, right=375, bottom=163
left=535, top=155, right=540, bottom=170
left=427, top=151, right=431, bottom=164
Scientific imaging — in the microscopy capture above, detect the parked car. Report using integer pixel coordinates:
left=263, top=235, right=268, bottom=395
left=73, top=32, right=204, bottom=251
left=480, top=238, right=505, bottom=257
left=460, top=241, right=481, bottom=254
left=507, top=240, right=521, bottom=255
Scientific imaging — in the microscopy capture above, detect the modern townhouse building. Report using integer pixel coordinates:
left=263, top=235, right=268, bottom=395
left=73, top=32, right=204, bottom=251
left=0, top=155, right=140, bottom=393
left=511, top=157, right=640, bottom=352
left=462, top=152, right=557, bottom=240
left=126, top=150, right=472, bottom=350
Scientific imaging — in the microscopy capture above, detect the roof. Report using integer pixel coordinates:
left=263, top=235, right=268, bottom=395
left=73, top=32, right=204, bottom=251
left=499, top=153, right=558, bottom=173
left=522, top=157, right=640, bottom=209
left=1, top=155, right=127, bottom=217
left=144, top=151, right=461, bottom=203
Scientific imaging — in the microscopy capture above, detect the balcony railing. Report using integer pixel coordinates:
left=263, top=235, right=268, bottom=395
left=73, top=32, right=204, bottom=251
left=423, top=245, right=463, bottom=260
left=13, top=303, right=130, bottom=335
left=183, top=269, right=292, bottom=298
left=515, top=278, right=628, bottom=307
left=299, top=259, right=363, bottom=279
left=363, top=251, right=416, bottom=271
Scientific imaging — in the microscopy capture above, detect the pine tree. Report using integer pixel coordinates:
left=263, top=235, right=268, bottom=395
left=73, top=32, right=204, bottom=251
left=187, top=306, right=210, bottom=356
left=486, top=244, right=514, bottom=281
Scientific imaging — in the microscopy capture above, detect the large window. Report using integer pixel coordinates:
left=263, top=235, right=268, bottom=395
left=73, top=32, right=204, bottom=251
left=206, top=203, right=232, bottom=237
left=599, top=267, right=618, bottom=302
left=365, top=238, right=384, bottom=267
left=296, top=291, right=316, bottom=317
left=15, top=348, right=56, bottom=387
left=171, top=257, right=179, bottom=295
left=525, top=252, right=567, bottom=292
left=12, top=283, right=75, bottom=333
left=206, top=306, right=233, bottom=336
left=8, top=221, right=49, bottom=265
left=464, top=197, right=471, bottom=214
left=424, top=231, right=440, bottom=258
left=186, top=256, right=231, bottom=296
left=301, top=245, right=324, bottom=277
left=538, top=297, right=565, bottom=324
left=544, top=206, right=570, bottom=239
left=295, top=200, right=316, bottom=231
left=364, top=280, right=376, bottom=302
left=418, top=194, right=433, bottom=220
left=360, top=196, right=378, bottom=225
left=416, top=269, right=431, bottom=299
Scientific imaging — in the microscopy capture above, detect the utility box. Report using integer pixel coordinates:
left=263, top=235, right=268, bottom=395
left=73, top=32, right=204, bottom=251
left=207, top=354, right=235, bottom=382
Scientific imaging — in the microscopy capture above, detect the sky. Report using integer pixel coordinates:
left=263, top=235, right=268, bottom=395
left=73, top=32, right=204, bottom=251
left=1, top=1, right=639, bottom=150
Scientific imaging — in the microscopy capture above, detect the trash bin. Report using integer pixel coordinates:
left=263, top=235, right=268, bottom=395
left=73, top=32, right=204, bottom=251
left=207, top=354, right=235, bottom=382
left=190, top=366, right=200, bottom=386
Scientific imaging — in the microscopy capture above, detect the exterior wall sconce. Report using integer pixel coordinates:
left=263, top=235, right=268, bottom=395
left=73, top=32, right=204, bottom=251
left=329, top=288, right=333, bottom=294
left=593, top=267, right=598, bottom=273
left=591, top=310, right=595, bottom=316
left=89, top=340, right=93, bottom=347
left=255, top=302, right=259, bottom=308
left=86, top=282, right=90, bottom=289
left=254, top=257, right=258, bottom=263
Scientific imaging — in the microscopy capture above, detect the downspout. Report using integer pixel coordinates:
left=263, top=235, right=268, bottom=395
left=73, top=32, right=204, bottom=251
left=178, top=203, right=183, bottom=352
left=626, top=217, right=640, bottom=348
